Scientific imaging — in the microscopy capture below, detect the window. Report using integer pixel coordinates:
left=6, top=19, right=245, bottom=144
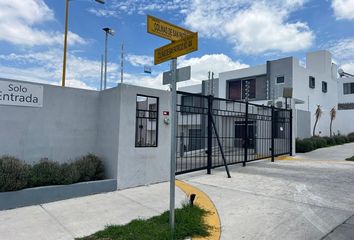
left=181, top=95, right=204, bottom=114
left=135, top=95, right=158, bottom=147
left=309, top=76, right=315, bottom=89
left=229, top=79, right=256, bottom=100
left=344, top=83, right=354, bottom=95
left=276, top=76, right=285, bottom=84
left=322, top=81, right=327, bottom=93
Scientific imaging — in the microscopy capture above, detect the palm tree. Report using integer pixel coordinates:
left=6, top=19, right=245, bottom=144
left=329, top=107, right=336, bottom=137
left=313, top=105, right=322, bottom=136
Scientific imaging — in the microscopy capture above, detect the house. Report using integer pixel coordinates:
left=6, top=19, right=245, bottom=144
left=180, top=50, right=354, bottom=138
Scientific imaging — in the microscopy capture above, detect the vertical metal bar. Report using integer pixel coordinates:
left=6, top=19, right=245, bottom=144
left=169, top=58, right=177, bottom=233
left=243, top=102, right=249, bottom=167
left=120, top=42, right=124, bottom=84
left=271, top=106, right=275, bottom=162
left=61, top=0, right=69, bottom=87
left=289, top=109, right=293, bottom=156
left=104, top=32, right=108, bottom=90
left=100, top=55, right=104, bottom=91
left=207, top=95, right=213, bottom=174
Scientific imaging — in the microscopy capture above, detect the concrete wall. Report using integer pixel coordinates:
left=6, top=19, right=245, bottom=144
left=0, top=79, right=99, bottom=163
left=293, top=51, right=338, bottom=136
left=268, top=57, right=294, bottom=100
left=116, top=84, right=171, bottom=189
left=0, top=79, right=172, bottom=190
left=96, top=87, right=121, bottom=179
left=296, top=109, right=311, bottom=139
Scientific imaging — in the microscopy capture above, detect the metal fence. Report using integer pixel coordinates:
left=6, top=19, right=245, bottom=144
left=176, top=91, right=292, bottom=175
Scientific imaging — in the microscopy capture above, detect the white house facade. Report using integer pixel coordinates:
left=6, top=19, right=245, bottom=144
left=180, top=50, right=354, bottom=138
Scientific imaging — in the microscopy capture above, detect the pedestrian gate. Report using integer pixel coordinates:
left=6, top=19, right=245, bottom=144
left=176, top=91, right=292, bottom=175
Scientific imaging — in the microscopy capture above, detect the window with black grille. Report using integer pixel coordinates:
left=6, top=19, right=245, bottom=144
left=135, top=95, right=158, bottom=147
left=344, top=83, right=354, bottom=95
left=322, top=81, right=327, bottom=93
left=309, top=76, right=315, bottom=89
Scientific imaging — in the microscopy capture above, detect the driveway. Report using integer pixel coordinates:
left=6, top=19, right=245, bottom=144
left=178, top=143, right=354, bottom=239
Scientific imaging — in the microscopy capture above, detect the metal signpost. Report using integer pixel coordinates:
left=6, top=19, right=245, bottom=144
left=147, top=15, right=198, bottom=233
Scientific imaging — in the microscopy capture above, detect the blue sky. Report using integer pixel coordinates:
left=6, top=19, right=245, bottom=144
left=0, top=0, right=354, bottom=90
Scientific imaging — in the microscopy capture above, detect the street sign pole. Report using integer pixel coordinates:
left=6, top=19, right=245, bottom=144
left=169, top=57, right=177, bottom=232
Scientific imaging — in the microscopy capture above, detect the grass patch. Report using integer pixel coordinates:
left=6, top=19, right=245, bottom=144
left=77, top=204, right=210, bottom=240
left=346, top=156, right=354, bottom=161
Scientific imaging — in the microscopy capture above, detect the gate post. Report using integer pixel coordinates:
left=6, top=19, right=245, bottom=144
left=243, top=102, right=249, bottom=167
left=207, top=95, right=213, bottom=174
left=289, top=109, right=293, bottom=156
left=271, top=106, right=275, bottom=162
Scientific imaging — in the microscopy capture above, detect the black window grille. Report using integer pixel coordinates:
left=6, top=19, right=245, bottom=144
left=343, top=83, right=354, bottom=95
left=309, top=76, right=315, bottom=89
left=322, top=81, right=327, bottom=93
left=276, top=76, right=285, bottom=84
left=135, top=95, right=158, bottom=147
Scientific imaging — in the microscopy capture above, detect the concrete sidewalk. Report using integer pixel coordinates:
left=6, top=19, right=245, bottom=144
left=0, top=182, right=186, bottom=240
left=295, top=142, right=354, bottom=161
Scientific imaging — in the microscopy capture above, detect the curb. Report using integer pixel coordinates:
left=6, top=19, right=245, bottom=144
left=176, top=180, right=221, bottom=240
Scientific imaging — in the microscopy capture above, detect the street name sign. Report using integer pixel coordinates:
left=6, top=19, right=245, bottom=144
left=163, top=66, right=191, bottom=85
left=154, top=32, right=198, bottom=65
left=147, top=15, right=193, bottom=41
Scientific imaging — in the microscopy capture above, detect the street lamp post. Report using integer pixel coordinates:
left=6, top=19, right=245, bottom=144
left=61, top=0, right=105, bottom=87
left=102, top=27, right=114, bottom=90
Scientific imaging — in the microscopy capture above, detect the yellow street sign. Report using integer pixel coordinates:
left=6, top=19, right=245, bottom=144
left=147, top=15, right=193, bottom=41
left=154, top=33, right=198, bottom=65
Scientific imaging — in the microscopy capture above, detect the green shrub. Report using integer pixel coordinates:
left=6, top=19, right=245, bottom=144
left=310, top=137, right=327, bottom=149
left=348, top=132, right=354, bottom=142
left=75, top=154, right=105, bottom=182
left=296, top=138, right=315, bottom=153
left=333, top=135, right=349, bottom=145
left=0, top=156, right=30, bottom=191
left=61, top=162, right=80, bottom=185
left=29, top=159, right=63, bottom=187
left=323, top=137, right=336, bottom=146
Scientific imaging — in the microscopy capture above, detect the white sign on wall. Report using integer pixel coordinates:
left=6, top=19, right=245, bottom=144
left=0, top=80, right=43, bottom=107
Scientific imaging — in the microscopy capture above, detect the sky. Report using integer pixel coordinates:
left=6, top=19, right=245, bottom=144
left=0, top=0, right=354, bottom=90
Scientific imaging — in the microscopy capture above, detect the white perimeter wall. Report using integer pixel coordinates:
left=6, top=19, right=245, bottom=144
left=116, top=84, right=171, bottom=189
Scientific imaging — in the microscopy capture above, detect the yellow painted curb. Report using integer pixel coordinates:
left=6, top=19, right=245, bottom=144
left=275, top=156, right=298, bottom=160
left=176, top=180, right=221, bottom=240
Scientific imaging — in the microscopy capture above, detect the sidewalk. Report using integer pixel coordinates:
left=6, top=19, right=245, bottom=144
left=295, top=142, right=354, bottom=161
left=0, top=182, right=186, bottom=240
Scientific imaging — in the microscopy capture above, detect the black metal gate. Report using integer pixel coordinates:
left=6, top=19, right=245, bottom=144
left=176, top=91, right=292, bottom=175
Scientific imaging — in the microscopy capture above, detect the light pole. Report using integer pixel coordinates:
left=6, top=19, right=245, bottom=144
left=103, top=27, right=114, bottom=90
left=61, top=0, right=105, bottom=87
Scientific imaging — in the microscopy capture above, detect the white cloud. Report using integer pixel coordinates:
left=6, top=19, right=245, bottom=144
left=0, top=0, right=86, bottom=46
left=184, top=0, right=314, bottom=54
left=88, top=0, right=190, bottom=16
left=178, top=54, right=249, bottom=82
left=332, top=0, right=354, bottom=20
left=326, top=38, right=354, bottom=74
left=0, top=49, right=118, bottom=90
left=126, top=54, right=154, bottom=67
left=121, top=53, right=249, bottom=89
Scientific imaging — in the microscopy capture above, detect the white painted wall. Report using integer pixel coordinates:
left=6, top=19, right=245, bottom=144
left=116, top=84, right=171, bottom=189
left=293, top=51, right=338, bottom=136
left=338, top=76, right=354, bottom=103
